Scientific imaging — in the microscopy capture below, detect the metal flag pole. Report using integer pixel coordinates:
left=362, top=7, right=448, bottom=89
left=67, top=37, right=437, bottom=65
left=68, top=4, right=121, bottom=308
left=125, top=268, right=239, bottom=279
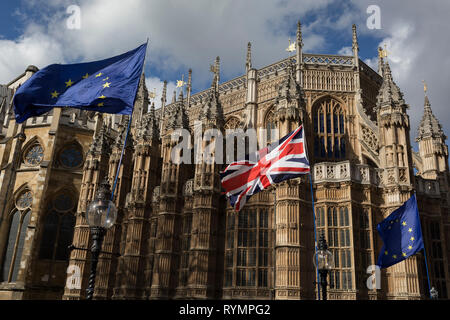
left=110, top=39, right=148, bottom=201
left=110, top=115, right=132, bottom=202
left=302, top=125, right=321, bottom=300
left=414, top=192, right=433, bottom=299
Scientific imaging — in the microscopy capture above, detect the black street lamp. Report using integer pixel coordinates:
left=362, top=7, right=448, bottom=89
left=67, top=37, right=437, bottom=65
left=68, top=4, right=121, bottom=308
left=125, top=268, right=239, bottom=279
left=85, top=178, right=117, bottom=300
left=313, top=233, right=334, bottom=300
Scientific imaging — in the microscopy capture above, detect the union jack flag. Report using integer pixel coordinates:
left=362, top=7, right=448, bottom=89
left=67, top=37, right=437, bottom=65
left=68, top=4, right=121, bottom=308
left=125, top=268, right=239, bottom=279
left=221, top=126, right=310, bottom=212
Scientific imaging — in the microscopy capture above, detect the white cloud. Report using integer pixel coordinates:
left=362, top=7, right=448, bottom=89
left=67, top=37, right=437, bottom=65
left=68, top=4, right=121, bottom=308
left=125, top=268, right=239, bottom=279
left=0, top=0, right=335, bottom=87
left=338, top=46, right=353, bottom=56
left=350, top=0, right=450, bottom=147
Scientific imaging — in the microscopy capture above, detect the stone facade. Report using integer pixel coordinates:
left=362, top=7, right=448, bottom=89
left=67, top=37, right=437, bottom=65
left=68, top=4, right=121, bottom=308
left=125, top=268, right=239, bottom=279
left=0, top=23, right=449, bottom=300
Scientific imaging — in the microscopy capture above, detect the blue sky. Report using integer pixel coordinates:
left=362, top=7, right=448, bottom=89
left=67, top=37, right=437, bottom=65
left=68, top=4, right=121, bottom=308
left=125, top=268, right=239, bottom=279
left=0, top=0, right=449, bottom=149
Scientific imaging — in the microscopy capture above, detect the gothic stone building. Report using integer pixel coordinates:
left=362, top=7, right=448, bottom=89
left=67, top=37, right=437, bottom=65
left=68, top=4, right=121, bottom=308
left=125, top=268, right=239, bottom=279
left=0, top=23, right=448, bottom=300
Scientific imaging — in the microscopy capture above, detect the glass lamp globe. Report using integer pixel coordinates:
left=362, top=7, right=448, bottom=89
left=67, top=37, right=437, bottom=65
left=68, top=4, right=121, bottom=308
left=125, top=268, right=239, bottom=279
left=86, top=199, right=117, bottom=229
left=313, top=248, right=334, bottom=270
left=86, top=178, right=117, bottom=229
left=313, top=234, right=334, bottom=270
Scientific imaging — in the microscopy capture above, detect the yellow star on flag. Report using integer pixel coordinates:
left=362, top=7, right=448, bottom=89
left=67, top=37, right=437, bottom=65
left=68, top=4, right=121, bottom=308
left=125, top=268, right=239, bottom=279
left=99, top=95, right=106, bottom=99
left=408, top=245, right=413, bottom=250
left=410, top=237, right=415, bottom=241
left=51, top=90, right=59, bottom=98
left=402, top=221, right=407, bottom=226
left=65, top=79, right=74, bottom=87
left=98, top=102, right=104, bottom=107
left=402, top=253, right=407, bottom=257
left=392, top=254, right=397, bottom=259
left=103, top=82, right=111, bottom=89
left=95, top=73, right=103, bottom=78
left=408, top=228, right=413, bottom=233
left=384, top=251, right=388, bottom=255
left=82, top=73, right=90, bottom=79
left=103, top=77, right=109, bottom=81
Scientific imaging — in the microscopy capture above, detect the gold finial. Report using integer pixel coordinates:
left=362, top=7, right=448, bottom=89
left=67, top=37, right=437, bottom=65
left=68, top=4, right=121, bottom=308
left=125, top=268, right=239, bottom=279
left=210, top=64, right=217, bottom=74
left=149, top=88, right=157, bottom=100
left=378, top=47, right=384, bottom=58
left=176, top=74, right=186, bottom=88
left=286, top=37, right=296, bottom=53
left=422, top=80, right=428, bottom=94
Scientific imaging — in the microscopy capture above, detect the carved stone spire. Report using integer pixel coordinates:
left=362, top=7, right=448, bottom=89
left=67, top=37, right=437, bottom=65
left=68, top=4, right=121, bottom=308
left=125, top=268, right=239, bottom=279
left=88, top=124, right=112, bottom=156
left=352, top=24, right=359, bottom=53
left=277, top=61, right=301, bottom=103
left=416, top=91, right=445, bottom=141
left=187, top=69, right=192, bottom=107
left=376, top=60, right=406, bottom=109
left=138, top=102, right=160, bottom=140
left=114, top=120, right=133, bottom=149
left=167, top=96, right=189, bottom=130
left=172, top=90, right=177, bottom=103
left=246, top=42, right=252, bottom=72
left=296, top=21, right=303, bottom=84
left=214, top=56, right=220, bottom=89
left=377, top=47, right=384, bottom=75
left=160, top=80, right=167, bottom=133
left=198, top=66, right=224, bottom=128
left=135, top=73, right=149, bottom=122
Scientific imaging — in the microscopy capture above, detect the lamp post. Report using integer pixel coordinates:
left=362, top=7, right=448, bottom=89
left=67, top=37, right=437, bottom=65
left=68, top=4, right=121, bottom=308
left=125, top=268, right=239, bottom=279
left=313, top=233, right=334, bottom=300
left=85, top=178, right=117, bottom=300
left=430, top=287, right=438, bottom=300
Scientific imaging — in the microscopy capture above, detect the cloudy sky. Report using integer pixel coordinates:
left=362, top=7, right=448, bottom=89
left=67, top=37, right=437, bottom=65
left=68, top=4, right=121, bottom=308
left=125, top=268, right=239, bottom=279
left=0, top=0, right=449, bottom=150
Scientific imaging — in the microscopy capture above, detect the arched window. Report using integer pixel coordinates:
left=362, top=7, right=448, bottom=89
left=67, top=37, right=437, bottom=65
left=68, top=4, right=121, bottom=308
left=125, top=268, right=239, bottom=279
left=39, top=192, right=76, bottom=261
left=313, top=98, right=346, bottom=161
left=23, top=142, right=44, bottom=167
left=316, top=205, right=353, bottom=291
left=58, top=143, right=84, bottom=169
left=224, top=207, right=271, bottom=289
left=265, top=107, right=277, bottom=144
left=1, top=190, right=32, bottom=283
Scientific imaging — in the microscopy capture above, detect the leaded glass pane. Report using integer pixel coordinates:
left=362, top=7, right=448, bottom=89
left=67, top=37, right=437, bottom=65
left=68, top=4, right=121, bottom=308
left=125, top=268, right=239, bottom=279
left=11, top=210, right=31, bottom=281
left=24, top=145, right=44, bottom=166
left=2, top=211, right=20, bottom=282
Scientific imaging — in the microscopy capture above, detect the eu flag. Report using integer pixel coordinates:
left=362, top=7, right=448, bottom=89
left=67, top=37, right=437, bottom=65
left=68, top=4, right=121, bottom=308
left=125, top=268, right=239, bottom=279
left=376, top=194, right=424, bottom=269
left=13, top=43, right=147, bottom=123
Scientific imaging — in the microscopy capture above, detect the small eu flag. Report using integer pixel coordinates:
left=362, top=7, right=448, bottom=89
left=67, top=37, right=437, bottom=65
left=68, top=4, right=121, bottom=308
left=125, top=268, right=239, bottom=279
left=376, top=194, right=424, bottom=269
left=13, top=43, right=147, bottom=123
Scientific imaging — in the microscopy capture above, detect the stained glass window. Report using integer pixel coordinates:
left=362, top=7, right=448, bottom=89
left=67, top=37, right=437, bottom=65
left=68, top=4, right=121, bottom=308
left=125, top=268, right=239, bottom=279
left=225, top=207, right=271, bottom=288
left=38, top=192, right=76, bottom=262
left=313, top=98, right=346, bottom=161
left=16, top=190, right=32, bottom=210
left=59, top=145, right=83, bottom=169
left=24, top=144, right=44, bottom=166
left=1, top=207, right=31, bottom=283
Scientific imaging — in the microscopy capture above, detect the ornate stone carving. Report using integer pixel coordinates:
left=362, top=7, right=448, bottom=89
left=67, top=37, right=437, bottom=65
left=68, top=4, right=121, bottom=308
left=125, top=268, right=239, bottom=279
left=183, top=179, right=194, bottom=197
left=152, top=186, right=160, bottom=203
left=361, top=124, right=379, bottom=153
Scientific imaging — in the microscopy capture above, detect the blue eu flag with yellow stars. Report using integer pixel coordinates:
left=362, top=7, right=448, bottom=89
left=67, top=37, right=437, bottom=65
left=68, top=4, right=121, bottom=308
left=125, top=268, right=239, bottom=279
left=13, top=43, right=147, bottom=123
left=376, top=194, right=424, bottom=269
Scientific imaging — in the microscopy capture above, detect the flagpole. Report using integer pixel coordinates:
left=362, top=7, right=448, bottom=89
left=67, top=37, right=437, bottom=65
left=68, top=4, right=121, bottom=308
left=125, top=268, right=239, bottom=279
left=272, top=189, right=277, bottom=300
left=309, top=172, right=321, bottom=300
left=110, top=40, right=148, bottom=201
left=110, top=115, right=132, bottom=202
left=414, top=192, right=433, bottom=299
left=301, top=124, right=321, bottom=300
